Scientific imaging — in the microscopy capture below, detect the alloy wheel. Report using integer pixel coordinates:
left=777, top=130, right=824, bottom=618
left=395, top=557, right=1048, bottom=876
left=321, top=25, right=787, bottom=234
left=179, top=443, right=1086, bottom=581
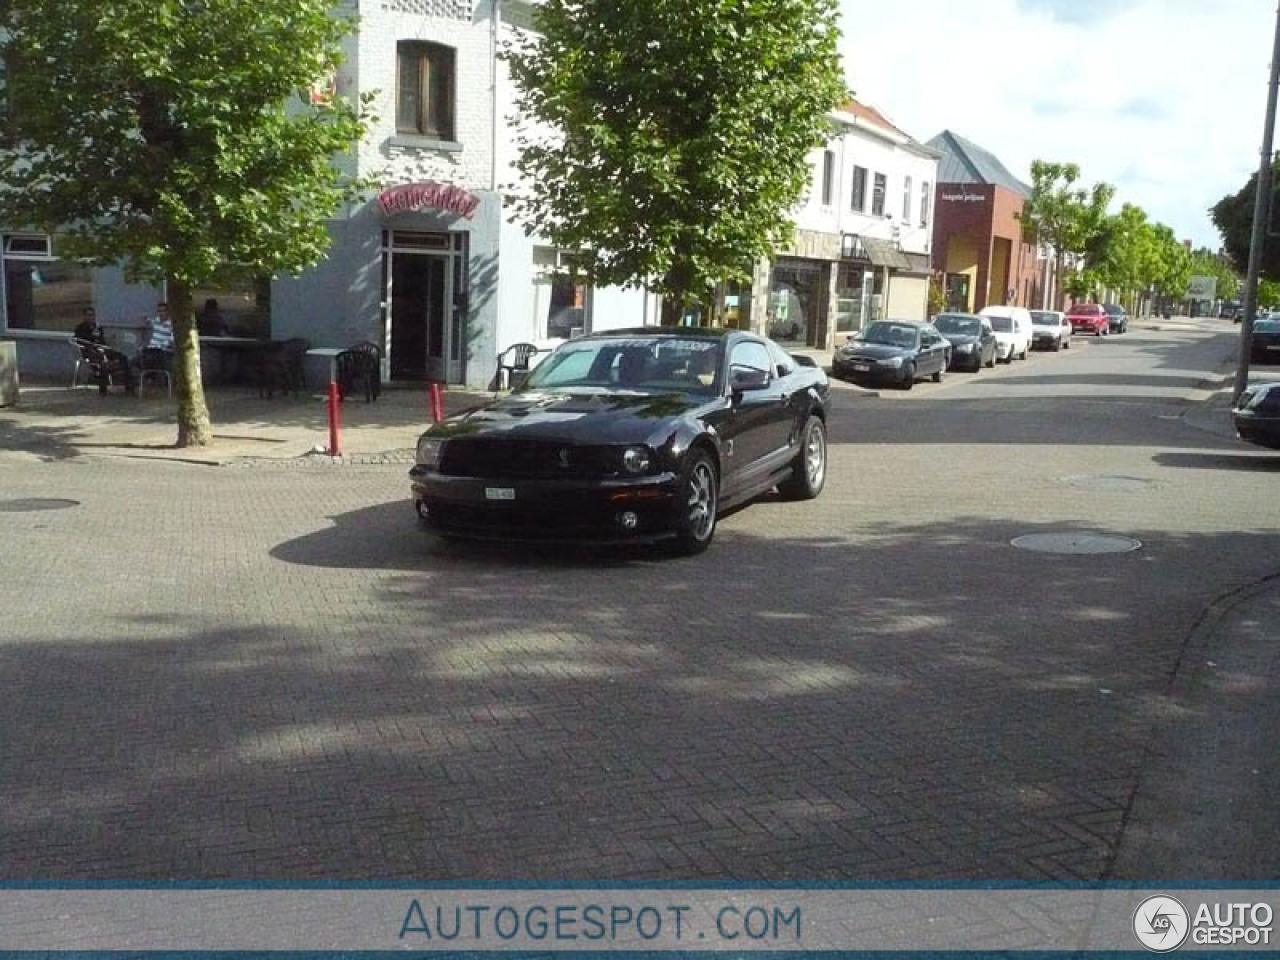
left=805, top=421, right=826, bottom=490
left=686, top=461, right=717, bottom=542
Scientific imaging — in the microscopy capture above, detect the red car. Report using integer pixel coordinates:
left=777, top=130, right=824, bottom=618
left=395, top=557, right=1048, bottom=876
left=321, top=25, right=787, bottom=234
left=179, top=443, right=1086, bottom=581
left=1067, top=302, right=1109, bottom=337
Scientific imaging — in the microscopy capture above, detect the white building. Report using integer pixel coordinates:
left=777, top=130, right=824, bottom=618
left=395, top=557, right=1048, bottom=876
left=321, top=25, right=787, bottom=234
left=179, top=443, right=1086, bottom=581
left=744, top=99, right=940, bottom=349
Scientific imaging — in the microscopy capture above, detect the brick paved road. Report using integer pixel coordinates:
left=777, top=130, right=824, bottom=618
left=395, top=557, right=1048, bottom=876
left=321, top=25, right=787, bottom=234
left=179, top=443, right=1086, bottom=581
left=2, top=323, right=1278, bottom=880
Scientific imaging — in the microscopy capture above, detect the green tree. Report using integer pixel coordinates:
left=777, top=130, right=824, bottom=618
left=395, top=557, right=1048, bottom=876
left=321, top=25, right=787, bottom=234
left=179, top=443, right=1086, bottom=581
left=0, top=0, right=372, bottom=446
left=1019, top=160, right=1114, bottom=309
left=1209, top=161, right=1280, bottom=278
left=506, top=0, right=848, bottom=323
left=1188, top=246, right=1240, bottom=302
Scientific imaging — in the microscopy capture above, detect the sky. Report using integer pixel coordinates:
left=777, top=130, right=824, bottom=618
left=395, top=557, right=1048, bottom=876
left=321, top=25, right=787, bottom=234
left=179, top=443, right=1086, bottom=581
left=838, top=0, right=1273, bottom=250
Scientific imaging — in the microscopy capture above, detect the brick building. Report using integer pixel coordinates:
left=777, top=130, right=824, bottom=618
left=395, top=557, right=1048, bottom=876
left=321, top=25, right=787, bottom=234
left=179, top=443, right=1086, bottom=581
left=926, top=131, right=1045, bottom=314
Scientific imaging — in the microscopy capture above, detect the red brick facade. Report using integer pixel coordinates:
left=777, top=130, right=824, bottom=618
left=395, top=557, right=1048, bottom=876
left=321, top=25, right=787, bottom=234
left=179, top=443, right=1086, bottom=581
left=932, top=183, right=1042, bottom=313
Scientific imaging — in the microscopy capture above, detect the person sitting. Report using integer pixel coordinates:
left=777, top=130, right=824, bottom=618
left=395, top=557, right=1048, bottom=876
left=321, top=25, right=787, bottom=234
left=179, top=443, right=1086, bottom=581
left=146, top=302, right=175, bottom=351
left=197, top=298, right=226, bottom=337
left=73, top=308, right=136, bottom=395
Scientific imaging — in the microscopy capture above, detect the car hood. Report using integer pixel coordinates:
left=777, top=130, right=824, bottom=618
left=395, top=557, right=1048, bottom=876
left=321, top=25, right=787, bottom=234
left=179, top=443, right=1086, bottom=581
left=840, top=342, right=913, bottom=360
left=939, top=333, right=981, bottom=346
left=424, top=389, right=710, bottom=445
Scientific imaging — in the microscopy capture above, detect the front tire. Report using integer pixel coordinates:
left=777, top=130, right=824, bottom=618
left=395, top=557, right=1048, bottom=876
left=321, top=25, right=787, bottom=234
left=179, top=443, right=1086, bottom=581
left=901, top=362, right=916, bottom=390
left=778, top=415, right=826, bottom=501
left=672, top=450, right=718, bottom=556
left=985, top=348, right=996, bottom=368
left=932, top=365, right=944, bottom=383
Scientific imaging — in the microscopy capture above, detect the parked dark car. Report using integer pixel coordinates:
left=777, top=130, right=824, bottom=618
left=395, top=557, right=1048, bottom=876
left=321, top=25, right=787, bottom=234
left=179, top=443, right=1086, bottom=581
left=832, top=320, right=950, bottom=389
left=1251, top=316, right=1280, bottom=363
left=933, top=313, right=996, bottom=371
left=1232, top=381, right=1280, bottom=449
left=1102, top=303, right=1129, bottom=334
left=409, top=329, right=830, bottom=554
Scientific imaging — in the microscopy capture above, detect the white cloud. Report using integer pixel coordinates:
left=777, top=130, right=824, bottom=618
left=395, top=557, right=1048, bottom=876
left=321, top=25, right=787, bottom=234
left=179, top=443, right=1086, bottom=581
left=839, top=0, right=1273, bottom=249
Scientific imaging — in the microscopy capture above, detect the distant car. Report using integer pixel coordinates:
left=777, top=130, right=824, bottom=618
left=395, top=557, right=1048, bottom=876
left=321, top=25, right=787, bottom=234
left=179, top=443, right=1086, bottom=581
left=1252, top=315, right=1280, bottom=363
left=1232, top=381, right=1280, bottom=449
left=1067, top=302, right=1109, bottom=337
left=1102, top=303, right=1129, bottom=334
left=832, top=320, right=949, bottom=390
left=979, top=306, right=1033, bottom=362
left=409, top=328, right=830, bottom=554
left=933, top=313, right=996, bottom=371
left=1030, top=310, right=1072, bottom=351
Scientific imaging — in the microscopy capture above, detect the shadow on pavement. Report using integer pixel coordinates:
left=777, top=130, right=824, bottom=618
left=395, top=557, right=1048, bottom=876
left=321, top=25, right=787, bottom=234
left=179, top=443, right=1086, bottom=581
left=1152, top=451, right=1280, bottom=473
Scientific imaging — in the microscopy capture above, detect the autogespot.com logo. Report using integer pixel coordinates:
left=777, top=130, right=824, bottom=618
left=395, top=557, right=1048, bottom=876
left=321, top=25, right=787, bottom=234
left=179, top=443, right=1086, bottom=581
left=1133, top=895, right=1191, bottom=952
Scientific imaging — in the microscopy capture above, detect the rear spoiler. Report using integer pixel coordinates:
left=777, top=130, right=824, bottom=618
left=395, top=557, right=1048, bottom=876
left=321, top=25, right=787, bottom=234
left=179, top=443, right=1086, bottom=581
left=791, top=354, right=818, bottom=368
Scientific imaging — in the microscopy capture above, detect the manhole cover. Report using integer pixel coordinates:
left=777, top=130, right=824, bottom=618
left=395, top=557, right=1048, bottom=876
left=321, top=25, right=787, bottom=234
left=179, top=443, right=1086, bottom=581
left=1063, top=474, right=1156, bottom=492
left=0, top=498, right=80, bottom=513
left=1012, top=533, right=1143, bottom=555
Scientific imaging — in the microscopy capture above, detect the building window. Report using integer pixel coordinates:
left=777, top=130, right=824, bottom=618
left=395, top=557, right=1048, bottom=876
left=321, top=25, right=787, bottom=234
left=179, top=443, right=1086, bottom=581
left=871, top=173, right=886, bottom=217
left=920, top=181, right=931, bottom=227
left=850, top=166, right=867, bottom=212
left=1, top=234, right=93, bottom=333
left=396, top=41, right=455, bottom=140
left=820, top=151, right=835, bottom=207
left=532, top=246, right=588, bottom=341
left=902, top=176, right=912, bottom=222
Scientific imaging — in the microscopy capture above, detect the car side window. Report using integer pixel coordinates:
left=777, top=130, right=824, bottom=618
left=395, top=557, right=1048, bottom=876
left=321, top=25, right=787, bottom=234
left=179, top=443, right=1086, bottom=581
left=729, top=340, right=773, bottom=375
left=766, top=340, right=795, bottom=378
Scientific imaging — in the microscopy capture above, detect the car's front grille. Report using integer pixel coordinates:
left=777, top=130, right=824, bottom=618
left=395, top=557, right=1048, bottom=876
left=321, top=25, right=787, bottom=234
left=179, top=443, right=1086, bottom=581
left=439, top=438, right=618, bottom=479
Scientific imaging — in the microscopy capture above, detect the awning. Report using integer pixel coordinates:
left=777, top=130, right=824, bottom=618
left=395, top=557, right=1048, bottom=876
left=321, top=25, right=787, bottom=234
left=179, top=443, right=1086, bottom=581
left=901, top=252, right=933, bottom=275
left=860, top=238, right=913, bottom=270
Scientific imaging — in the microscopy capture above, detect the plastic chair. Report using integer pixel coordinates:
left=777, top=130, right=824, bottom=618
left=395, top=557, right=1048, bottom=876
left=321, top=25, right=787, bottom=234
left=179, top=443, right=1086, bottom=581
left=336, top=341, right=381, bottom=402
left=498, top=342, right=539, bottom=390
left=68, top=339, right=93, bottom=388
left=138, top=348, right=172, bottom=398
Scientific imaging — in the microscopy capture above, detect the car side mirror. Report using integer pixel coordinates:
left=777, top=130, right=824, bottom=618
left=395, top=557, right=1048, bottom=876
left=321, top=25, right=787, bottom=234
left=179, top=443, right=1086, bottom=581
left=730, top=366, right=770, bottom=394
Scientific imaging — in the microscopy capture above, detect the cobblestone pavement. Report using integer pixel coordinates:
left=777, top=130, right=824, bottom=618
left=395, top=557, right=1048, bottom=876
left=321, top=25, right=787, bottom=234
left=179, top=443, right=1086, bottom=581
left=1, top=323, right=1278, bottom=881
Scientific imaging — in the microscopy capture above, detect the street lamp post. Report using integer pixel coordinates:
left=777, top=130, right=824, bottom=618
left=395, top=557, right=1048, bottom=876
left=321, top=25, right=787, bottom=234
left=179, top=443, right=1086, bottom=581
left=1234, top=2, right=1280, bottom=402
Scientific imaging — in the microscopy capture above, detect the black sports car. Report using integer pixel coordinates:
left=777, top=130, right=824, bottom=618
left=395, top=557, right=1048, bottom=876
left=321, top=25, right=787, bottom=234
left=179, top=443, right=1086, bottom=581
left=1251, top=317, right=1280, bottom=363
left=1232, top=381, right=1280, bottom=449
left=831, top=320, right=950, bottom=389
left=409, top=328, right=830, bottom=554
left=933, top=313, right=997, bottom=370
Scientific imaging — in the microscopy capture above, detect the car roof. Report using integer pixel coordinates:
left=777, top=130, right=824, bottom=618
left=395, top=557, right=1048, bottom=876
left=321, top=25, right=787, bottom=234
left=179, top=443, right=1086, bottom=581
left=574, top=326, right=737, bottom=343
left=935, top=312, right=981, bottom=319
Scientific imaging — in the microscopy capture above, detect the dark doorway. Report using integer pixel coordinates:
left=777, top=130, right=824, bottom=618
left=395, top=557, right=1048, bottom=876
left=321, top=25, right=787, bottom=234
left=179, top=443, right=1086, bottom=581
left=390, top=254, right=447, bottom=380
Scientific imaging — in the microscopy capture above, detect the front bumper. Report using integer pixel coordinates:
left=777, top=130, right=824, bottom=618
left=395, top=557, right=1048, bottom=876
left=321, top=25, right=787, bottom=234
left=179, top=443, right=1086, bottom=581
left=409, top=465, right=682, bottom=542
left=832, top=359, right=909, bottom=384
left=1072, top=321, right=1105, bottom=334
left=948, top=348, right=982, bottom=369
left=1032, top=333, right=1060, bottom=349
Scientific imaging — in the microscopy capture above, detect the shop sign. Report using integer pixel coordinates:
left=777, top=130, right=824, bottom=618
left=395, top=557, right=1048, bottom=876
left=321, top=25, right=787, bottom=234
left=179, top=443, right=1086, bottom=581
left=377, top=182, right=482, bottom=220
left=941, top=191, right=985, bottom=203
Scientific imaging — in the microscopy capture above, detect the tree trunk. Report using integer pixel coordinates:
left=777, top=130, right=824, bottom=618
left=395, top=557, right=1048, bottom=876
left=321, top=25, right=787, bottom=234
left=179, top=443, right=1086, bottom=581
left=168, top=276, right=213, bottom=447
left=660, top=294, right=685, bottom=326
left=1054, top=251, right=1067, bottom=310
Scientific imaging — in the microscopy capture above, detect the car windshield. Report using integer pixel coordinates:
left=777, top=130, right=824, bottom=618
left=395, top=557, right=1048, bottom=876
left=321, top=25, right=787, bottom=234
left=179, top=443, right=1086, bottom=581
left=1256, top=319, right=1280, bottom=333
left=1104, top=304, right=1124, bottom=316
left=1030, top=312, right=1058, bottom=326
left=986, top=316, right=1013, bottom=332
left=934, top=316, right=980, bottom=336
left=860, top=322, right=919, bottom=348
left=1070, top=305, right=1102, bottom=315
left=521, top=336, right=722, bottom=394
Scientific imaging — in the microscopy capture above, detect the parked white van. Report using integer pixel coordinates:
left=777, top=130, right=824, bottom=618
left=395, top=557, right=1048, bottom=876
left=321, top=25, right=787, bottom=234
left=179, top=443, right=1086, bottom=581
left=978, top=305, right=1033, bottom=363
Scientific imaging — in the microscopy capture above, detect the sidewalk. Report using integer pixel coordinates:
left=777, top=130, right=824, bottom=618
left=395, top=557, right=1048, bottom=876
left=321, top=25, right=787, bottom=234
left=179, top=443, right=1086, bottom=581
left=0, top=382, right=497, bottom=466
left=1112, top=574, right=1280, bottom=878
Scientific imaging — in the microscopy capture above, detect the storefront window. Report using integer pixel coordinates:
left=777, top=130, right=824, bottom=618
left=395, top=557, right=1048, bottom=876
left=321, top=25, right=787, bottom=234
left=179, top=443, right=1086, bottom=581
left=2, top=235, right=93, bottom=333
left=532, top=246, right=587, bottom=341
left=836, top=264, right=869, bottom=333
left=768, top=262, right=822, bottom=345
left=192, top=276, right=269, bottom=337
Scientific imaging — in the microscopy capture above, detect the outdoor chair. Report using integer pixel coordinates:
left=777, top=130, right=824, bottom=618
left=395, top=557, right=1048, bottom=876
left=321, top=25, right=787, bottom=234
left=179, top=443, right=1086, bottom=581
left=68, top=339, right=94, bottom=388
left=336, top=341, right=381, bottom=403
left=137, top=347, right=173, bottom=398
left=497, top=342, right=539, bottom=390
left=70, top=338, right=133, bottom=393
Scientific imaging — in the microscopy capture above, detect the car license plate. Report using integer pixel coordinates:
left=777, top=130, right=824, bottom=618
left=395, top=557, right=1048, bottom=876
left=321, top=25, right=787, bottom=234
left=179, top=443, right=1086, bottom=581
left=485, top=487, right=516, bottom=501
left=853, top=363, right=871, bottom=372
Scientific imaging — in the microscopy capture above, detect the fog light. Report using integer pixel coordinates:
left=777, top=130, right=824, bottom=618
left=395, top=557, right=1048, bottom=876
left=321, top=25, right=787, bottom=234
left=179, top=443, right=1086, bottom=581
left=618, top=510, right=639, bottom=530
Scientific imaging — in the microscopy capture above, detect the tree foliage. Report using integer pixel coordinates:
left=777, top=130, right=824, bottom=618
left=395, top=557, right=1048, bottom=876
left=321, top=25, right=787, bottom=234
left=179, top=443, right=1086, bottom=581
left=506, top=0, right=848, bottom=321
left=1209, top=161, right=1280, bottom=279
left=0, top=0, right=372, bottom=446
left=1018, top=160, right=1114, bottom=308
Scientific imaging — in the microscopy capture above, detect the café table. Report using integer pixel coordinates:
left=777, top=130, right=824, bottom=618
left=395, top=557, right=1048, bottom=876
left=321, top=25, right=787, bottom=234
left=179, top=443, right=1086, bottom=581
left=199, top=336, right=279, bottom=386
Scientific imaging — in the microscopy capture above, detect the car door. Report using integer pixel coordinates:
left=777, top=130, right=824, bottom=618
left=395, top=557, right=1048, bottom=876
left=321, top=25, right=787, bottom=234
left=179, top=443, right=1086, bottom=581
left=919, top=329, right=945, bottom=375
left=724, top=338, right=791, bottom=486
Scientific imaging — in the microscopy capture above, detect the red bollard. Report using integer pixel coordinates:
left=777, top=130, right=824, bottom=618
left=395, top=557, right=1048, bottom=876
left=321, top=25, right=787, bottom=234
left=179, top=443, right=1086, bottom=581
left=429, top=381, right=444, bottom=423
left=326, top=380, right=342, bottom=456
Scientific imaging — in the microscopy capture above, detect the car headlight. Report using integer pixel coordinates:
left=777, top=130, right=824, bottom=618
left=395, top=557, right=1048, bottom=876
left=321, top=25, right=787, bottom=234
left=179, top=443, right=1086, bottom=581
left=416, top=436, right=446, bottom=469
left=620, top=445, right=654, bottom=475
left=880, top=356, right=904, bottom=368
